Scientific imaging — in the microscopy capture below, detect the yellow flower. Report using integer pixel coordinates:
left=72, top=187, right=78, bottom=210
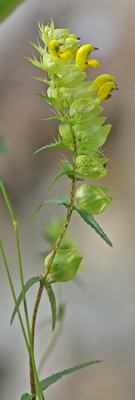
left=92, top=74, right=115, bottom=93
left=49, top=39, right=72, bottom=60
left=91, top=74, right=117, bottom=102
left=97, top=81, right=116, bottom=102
left=76, top=44, right=100, bottom=70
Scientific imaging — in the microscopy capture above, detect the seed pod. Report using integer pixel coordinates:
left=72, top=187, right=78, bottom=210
left=45, top=249, right=82, bottom=282
left=75, top=155, right=107, bottom=180
left=75, top=183, right=113, bottom=214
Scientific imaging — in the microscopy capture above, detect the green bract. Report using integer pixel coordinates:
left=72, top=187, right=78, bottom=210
left=75, top=184, right=113, bottom=215
left=59, top=122, right=72, bottom=144
left=45, top=250, right=82, bottom=282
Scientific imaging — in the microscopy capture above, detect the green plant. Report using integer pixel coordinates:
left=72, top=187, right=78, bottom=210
left=0, top=19, right=118, bottom=400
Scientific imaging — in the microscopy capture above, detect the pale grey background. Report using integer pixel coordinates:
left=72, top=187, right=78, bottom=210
left=0, top=0, right=135, bottom=399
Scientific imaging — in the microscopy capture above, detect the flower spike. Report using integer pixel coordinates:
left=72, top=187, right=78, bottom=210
left=29, top=19, right=118, bottom=217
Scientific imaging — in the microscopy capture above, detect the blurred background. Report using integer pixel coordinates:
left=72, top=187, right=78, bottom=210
left=0, top=0, right=135, bottom=399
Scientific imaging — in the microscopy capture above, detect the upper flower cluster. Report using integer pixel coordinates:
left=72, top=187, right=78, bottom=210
left=28, top=19, right=118, bottom=215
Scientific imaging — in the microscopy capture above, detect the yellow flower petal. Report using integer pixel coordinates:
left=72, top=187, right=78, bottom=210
left=76, top=44, right=94, bottom=68
left=59, top=50, right=72, bottom=60
left=97, top=82, right=116, bottom=102
left=49, top=40, right=60, bottom=58
left=86, top=59, right=100, bottom=68
left=92, top=74, right=115, bottom=93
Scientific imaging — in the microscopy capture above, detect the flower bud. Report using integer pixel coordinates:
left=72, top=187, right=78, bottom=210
left=75, top=183, right=113, bottom=214
left=59, top=122, right=72, bottom=143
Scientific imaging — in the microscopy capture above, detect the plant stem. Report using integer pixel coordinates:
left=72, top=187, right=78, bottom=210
left=30, top=172, right=76, bottom=389
left=30, top=112, right=77, bottom=396
left=0, top=240, right=29, bottom=352
left=30, top=280, right=44, bottom=398
left=0, top=178, right=43, bottom=400
left=14, top=224, right=44, bottom=400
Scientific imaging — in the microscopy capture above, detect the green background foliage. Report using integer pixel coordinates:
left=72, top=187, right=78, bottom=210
left=0, top=0, right=26, bottom=23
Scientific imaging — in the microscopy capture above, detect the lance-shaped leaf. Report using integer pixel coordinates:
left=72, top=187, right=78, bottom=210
left=73, top=206, right=112, bottom=247
left=44, top=282, right=56, bottom=331
left=10, top=277, right=40, bottom=325
left=20, top=394, right=31, bottom=400
left=34, top=139, right=72, bottom=153
left=39, top=360, right=102, bottom=392
left=36, top=92, right=61, bottom=109
left=30, top=198, right=70, bottom=221
left=47, top=168, right=84, bottom=190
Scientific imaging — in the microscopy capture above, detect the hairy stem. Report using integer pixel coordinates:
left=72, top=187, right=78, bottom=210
left=30, top=102, right=77, bottom=396
left=30, top=172, right=76, bottom=394
left=30, top=280, right=44, bottom=398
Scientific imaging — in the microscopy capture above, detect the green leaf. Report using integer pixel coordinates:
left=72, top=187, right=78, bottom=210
left=47, top=168, right=84, bottom=190
left=10, top=277, right=40, bottom=325
left=73, top=207, right=113, bottom=247
left=42, top=109, right=64, bottom=123
left=39, top=360, right=102, bottom=392
left=20, top=394, right=31, bottom=400
left=34, top=140, right=71, bottom=153
left=36, top=92, right=61, bottom=108
left=0, top=135, right=7, bottom=153
left=30, top=198, right=69, bottom=221
left=0, top=0, right=26, bottom=23
left=44, top=282, right=56, bottom=331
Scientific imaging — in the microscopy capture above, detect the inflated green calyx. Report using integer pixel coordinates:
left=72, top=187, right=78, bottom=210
left=45, top=250, right=82, bottom=282
left=75, top=184, right=113, bottom=215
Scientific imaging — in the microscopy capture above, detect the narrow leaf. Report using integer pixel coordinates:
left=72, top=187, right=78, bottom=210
left=10, top=277, right=39, bottom=324
left=30, top=198, right=69, bottom=221
left=20, top=394, right=31, bottom=400
left=36, top=92, right=61, bottom=108
left=47, top=168, right=84, bottom=190
left=39, top=360, right=102, bottom=391
left=44, top=283, right=56, bottom=331
left=35, top=141, right=71, bottom=153
left=74, top=207, right=113, bottom=247
left=47, top=168, right=71, bottom=190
